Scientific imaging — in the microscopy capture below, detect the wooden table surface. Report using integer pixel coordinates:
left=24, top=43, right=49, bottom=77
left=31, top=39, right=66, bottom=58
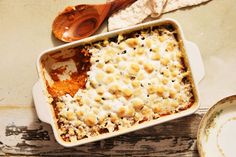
left=0, top=0, right=236, bottom=156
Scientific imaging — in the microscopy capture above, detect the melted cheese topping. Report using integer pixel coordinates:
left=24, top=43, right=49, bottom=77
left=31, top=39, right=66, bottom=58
left=55, top=27, right=194, bottom=142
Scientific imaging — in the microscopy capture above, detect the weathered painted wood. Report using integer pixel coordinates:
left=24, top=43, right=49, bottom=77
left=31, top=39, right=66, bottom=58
left=0, top=106, right=208, bottom=156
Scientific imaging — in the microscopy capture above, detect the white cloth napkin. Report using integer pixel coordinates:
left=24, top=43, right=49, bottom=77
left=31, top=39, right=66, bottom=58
left=108, top=0, right=211, bottom=31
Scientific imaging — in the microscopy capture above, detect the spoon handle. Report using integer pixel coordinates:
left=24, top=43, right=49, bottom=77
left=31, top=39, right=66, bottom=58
left=108, top=0, right=136, bottom=16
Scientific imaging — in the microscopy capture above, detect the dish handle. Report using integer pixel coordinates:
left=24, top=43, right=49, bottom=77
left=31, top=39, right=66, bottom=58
left=185, top=41, right=205, bottom=84
left=32, top=81, right=51, bottom=124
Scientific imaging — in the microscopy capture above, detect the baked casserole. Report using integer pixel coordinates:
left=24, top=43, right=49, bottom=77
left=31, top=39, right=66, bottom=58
left=42, top=24, right=195, bottom=143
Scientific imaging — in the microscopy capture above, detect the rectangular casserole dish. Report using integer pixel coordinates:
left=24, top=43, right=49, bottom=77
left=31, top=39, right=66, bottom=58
left=33, top=18, right=205, bottom=147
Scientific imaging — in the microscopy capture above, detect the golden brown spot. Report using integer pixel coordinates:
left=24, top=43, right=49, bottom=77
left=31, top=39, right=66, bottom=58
left=160, top=58, right=169, bottom=66
left=66, top=111, right=75, bottom=121
left=117, top=106, right=126, bottom=117
left=145, top=38, right=152, bottom=48
left=76, top=110, right=84, bottom=118
left=132, top=80, right=140, bottom=88
left=122, top=88, right=133, bottom=98
left=136, top=48, right=145, bottom=55
left=166, top=42, right=175, bottom=51
left=126, top=38, right=139, bottom=47
left=151, top=53, right=161, bottom=60
left=147, top=85, right=156, bottom=94
left=156, top=86, right=164, bottom=96
left=132, top=98, right=144, bottom=111
left=84, top=114, right=96, bottom=126
left=143, top=63, right=154, bottom=73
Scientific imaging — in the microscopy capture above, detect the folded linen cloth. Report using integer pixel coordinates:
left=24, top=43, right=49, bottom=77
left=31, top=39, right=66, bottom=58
left=108, top=0, right=211, bottom=31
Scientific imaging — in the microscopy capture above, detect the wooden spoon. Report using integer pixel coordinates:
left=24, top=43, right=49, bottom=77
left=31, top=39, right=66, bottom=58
left=52, top=0, right=136, bottom=42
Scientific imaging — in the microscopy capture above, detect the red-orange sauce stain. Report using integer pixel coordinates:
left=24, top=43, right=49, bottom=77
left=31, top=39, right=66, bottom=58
left=50, top=66, right=67, bottom=81
left=47, top=73, right=87, bottom=97
left=47, top=47, right=91, bottom=98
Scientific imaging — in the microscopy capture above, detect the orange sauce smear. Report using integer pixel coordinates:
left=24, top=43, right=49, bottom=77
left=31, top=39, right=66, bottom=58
left=47, top=72, right=88, bottom=97
left=46, top=48, right=91, bottom=98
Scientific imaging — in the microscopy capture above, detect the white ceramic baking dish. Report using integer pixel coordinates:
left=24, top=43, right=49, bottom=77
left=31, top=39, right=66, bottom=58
left=32, top=18, right=205, bottom=147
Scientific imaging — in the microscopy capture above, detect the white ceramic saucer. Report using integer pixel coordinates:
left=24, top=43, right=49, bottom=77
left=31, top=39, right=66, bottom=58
left=197, top=95, right=236, bottom=157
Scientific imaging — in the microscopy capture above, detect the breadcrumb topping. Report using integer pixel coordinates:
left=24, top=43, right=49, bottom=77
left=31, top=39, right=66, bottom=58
left=51, top=25, right=194, bottom=142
